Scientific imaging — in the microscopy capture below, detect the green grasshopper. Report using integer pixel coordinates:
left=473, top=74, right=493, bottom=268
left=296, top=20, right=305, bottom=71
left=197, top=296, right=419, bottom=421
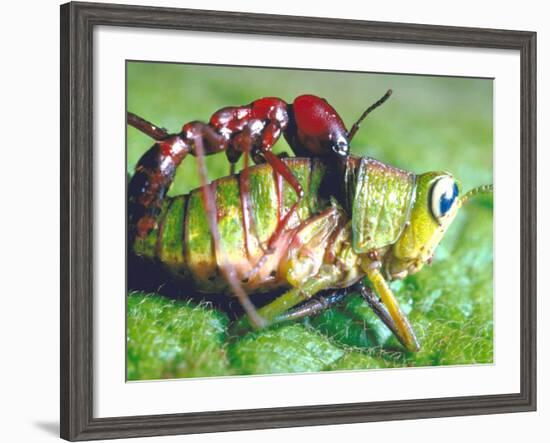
left=127, top=94, right=492, bottom=352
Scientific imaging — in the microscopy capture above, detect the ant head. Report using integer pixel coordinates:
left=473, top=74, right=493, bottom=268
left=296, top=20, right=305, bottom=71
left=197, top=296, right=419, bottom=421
left=331, top=135, right=350, bottom=157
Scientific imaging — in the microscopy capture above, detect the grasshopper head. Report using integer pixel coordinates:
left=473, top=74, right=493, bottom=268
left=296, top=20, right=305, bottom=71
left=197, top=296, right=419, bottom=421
left=385, top=171, right=462, bottom=279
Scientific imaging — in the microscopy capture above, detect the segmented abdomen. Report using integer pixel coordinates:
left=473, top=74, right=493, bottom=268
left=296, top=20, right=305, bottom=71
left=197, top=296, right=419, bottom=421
left=132, top=158, right=327, bottom=293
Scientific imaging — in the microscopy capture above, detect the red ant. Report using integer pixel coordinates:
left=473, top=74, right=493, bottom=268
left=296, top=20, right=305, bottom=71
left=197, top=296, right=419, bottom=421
left=127, top=90, right=392, bottom=327
left=128, top=90, right=392, bottom=244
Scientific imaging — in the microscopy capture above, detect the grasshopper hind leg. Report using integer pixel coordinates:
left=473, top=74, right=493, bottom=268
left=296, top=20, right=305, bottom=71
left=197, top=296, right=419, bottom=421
left=271, top=281, right=412, bottom=346
left=273, top=288, right=350, bottom=323
left=230, top=268, right=341, bottom=336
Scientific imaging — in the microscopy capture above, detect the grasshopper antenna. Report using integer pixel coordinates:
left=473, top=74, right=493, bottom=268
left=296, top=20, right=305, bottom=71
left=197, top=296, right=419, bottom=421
left=460, top=184, right=493, bottom=206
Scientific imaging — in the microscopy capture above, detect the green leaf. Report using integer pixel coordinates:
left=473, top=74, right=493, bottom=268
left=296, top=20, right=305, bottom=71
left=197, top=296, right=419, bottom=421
left=127, top=293, right=232, bottom=380
left=228, top=324, right=344, bottom=375
left=126, top=65, right=493, bottom=378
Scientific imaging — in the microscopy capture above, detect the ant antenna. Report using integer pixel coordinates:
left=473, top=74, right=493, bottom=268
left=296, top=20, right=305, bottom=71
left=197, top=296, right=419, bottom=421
left=347, top=89, right=393, bottom=142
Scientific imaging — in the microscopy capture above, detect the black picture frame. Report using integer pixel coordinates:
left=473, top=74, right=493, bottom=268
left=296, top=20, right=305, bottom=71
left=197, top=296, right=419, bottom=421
left=60, top=1, right=537, bottom=441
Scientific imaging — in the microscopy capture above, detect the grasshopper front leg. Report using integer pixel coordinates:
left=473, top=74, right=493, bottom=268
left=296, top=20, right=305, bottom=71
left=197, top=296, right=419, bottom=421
left=364, top=267, right=419, bottom=352
left=230, top=266, right=343, bottom=335
left=230, top=204, right=348, bottom=334
left=232, top=270, right=419, bottom=354
left=231, top=203, right=420, bottom=352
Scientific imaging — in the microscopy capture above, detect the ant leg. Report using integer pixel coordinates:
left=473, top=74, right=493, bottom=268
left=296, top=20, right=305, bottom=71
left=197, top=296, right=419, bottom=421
left=251, top=122, right=306, bottom=257
left=347, top=89, right=393, bottom=142
left=258, top=122, right=304, bottom=199
left=226, top=146, right=242, bottom=176
left=209, top=99, right=303, bottom=199
left=181, top=121, right=228, bottom=155
left=128, top=113, right=265, bottom=328
left=232, top=207, right=345, bottom=334
left=232, top=121, right=304, bottom=252
left=230, top=118, right=304, bottom=201
left=190, top=135, right=266, bottom=329
left=233, top=128, right=270, bottom=259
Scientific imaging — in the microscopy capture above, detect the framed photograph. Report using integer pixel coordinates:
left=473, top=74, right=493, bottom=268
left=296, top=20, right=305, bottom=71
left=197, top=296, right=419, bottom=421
left=60, top=1, right=536, bottom=441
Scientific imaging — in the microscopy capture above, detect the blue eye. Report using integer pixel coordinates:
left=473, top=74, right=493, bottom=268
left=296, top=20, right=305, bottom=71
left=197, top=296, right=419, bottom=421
left=430, top=177, right=458, bottom=220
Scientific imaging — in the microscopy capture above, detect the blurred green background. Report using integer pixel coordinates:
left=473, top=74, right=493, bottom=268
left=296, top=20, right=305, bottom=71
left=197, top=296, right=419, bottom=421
left=127, top=61, right=493, bottom=380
